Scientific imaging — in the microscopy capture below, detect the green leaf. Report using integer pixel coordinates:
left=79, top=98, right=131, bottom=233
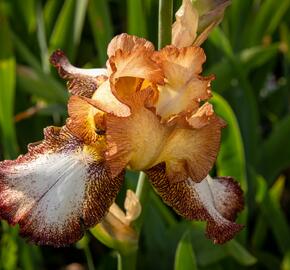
left=208, top=44, right=279, bottom=94
left=11, top=31, right=42, bottom=72
left=49, top=0, right=75, bottom=58
left=0, top=16, right=18, bottom=158
left=36, top=2, right=49, bottom=73
left=239, top=44, right=280, bottom=73
left=127, top=0, right=148, bottom=37
left=256, top=251, right=281, bottom=270
left=209, top=28, right=259, bottom=165
left=212, top=92, right=247, bottom=191
left=19, top=242, right=43, bottom=270
left=0, top=223, right=18, bottom=270
left=43, top=0, right=63, bottom=38
left=49, top=0, right=87, bottom=60
left=150, top=192, right=177, bottom=227
left=266, top=0, right=290, bottom=36
left=225, top=240, right=257, bottom=266
left=189, top=223, right=227, bottom=267
left=16, top=65, right=67, bottom=103
left=258, top=175, right=290, bottom=253
left=13, top=0, right=36, bottom=33
left=175, top=231, right=198, bottom=270
left=251, top=214, right=268, bottom=249
left=73, top=0, right=88, bottom=49
left=258, top=115, right=290, bottom=182
left=282, top=251, right=290, bottom=270
left=88, top=0, right=113, bottom=65
left=248, top=0, right=277, bottom=45
left=209, top=27, right=233, bottom=58
left=227, top=0, right=252, bottom=47
left=158, top=0, right=173, bottom=49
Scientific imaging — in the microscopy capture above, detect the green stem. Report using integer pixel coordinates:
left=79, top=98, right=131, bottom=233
left=117, top=2, right=173, bottom=269
left=135, top=171, right=146, bottom=199
left=158, top=0, right=173, bottom=49
left=117, top=252, right=137, bottom=270
left=83, top=244, right=95, bottom=270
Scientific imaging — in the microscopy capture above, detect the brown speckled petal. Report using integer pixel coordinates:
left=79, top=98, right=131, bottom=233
left=66, top=95, right=105, bottom=144
left=0, top=126, right=124, bottom=247
left=146, top=163, right=244, bottom=244
left=50, top=49, right=107, bottom=98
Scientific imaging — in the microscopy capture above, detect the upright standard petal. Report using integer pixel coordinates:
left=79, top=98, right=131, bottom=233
left=0, top=127, right=124, bottom=246
left=146, top=163, right=244, bottom=244
left=153, top=46, right=213, bottom=122
left=105, top=84, right=167, bottom=177
left=107, top=33, right=155, bottom=58
left=107, top=34, right=164, bottom=101
left=105, top=77, right=224, bottom=183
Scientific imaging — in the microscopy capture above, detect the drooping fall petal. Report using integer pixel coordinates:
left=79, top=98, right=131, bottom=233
left=146, top=163, right=244, bottom=244
left=0, top=126, right=124, bottom=246
left=50, top=49, right=107, bottom=97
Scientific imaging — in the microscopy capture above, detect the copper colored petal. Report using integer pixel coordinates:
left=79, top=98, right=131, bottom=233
left=172, top=0, right=199, bottom=48
left=107, top=33, right=155, bottom=58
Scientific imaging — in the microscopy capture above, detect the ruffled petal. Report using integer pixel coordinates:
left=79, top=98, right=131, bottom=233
left=107, top=33, right=154, bottom=58
left=107, top=35, right=164, bottom=103
left=105, top=87, right=166, bottom=177
left=105, top=81, right=224, bottom=183
left=146, top=163, right=244, bottom=244
left=154, top=115, right=224, bottom=182
left=186, top=102, right=215, bottom=129
left=50, top=49, right=107, bottom=97
left=108, top=48, right=164, bottom=85
left=0, top=127, right=124, bottom=246
left=153, top=46, right=213, bottom=121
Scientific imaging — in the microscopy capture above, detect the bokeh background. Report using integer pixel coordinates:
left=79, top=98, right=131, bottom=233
left=0, top=0, right=290, bottom=269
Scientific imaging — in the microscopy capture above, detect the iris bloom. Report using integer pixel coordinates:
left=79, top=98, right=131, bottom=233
left=0, top=33, right=243, bottom=246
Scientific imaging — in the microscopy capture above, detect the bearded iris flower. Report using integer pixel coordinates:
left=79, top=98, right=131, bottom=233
left=0, top=32, right=244, bottom=246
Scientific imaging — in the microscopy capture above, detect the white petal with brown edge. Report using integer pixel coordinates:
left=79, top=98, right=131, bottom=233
left=0, top=127, right=124, bottom=247
left=146, top=163, right=244, bottom=244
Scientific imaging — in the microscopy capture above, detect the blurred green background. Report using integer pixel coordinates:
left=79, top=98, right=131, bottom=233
left=0, top=0, right=290, bottom=269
